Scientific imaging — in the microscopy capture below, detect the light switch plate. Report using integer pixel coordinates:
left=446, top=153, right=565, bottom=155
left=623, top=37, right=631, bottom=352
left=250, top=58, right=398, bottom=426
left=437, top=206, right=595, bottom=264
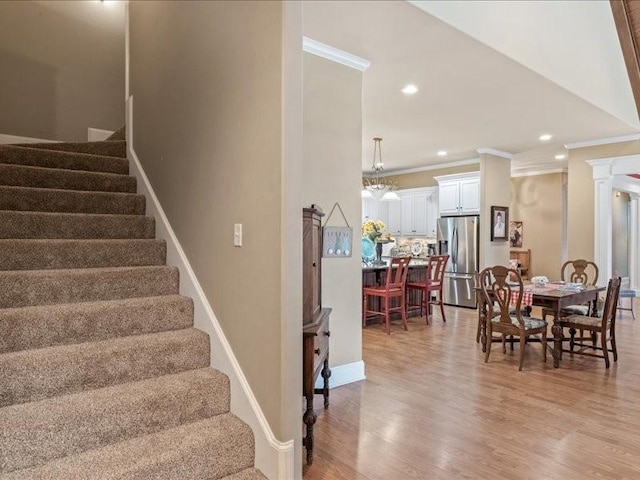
left=234, top=223, right=242, bottom=247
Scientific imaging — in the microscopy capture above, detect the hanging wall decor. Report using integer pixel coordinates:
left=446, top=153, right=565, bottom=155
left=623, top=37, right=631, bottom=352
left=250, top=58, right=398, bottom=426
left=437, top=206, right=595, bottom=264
left=322, top=202, right=353, bottom=257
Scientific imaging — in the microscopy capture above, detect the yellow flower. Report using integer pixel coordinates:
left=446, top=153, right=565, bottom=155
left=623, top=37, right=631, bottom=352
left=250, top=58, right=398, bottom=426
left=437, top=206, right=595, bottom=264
left=362, top=219, right=386, bottom=240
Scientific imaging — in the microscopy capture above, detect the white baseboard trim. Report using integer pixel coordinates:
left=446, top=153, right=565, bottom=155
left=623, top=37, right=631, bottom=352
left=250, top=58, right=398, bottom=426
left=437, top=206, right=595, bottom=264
left=88, top=127, right=114, bottom=142
left=315, top=360, right=366, bottom=389
left=0, top=133, right=59, bottom=144
left=125, top=96, right=292, bottom=480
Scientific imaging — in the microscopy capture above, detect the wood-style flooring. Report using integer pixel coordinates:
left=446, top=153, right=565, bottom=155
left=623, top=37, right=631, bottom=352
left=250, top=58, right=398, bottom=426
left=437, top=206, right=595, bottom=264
left=303, top=303, right=640, bottom=480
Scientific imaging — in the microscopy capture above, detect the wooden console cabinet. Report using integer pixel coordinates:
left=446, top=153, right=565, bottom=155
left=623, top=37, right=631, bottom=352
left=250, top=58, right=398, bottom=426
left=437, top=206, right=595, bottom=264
left=302, top=207, right=331, bottom=466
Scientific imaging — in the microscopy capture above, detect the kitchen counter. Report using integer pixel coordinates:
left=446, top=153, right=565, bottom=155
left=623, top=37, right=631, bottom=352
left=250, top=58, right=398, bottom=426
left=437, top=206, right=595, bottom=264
left=362, top=257, right=429, bottom=271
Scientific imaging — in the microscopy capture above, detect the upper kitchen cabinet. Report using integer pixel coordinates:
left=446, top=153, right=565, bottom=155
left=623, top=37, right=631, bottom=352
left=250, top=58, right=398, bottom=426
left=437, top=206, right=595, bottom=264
left=362, top=197, right=389, bottom=226
left=361, top=187, right=437, bottom=237
left=397, top=187, right=438, bottom=237
left=434, top=172, right=480, bottom=216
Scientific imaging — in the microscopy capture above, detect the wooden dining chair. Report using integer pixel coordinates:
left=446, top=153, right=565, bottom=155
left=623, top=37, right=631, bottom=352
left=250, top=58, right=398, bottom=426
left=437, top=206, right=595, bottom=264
left=542, top=259, right=599, bottom=320
left=557, top=276, right=621, bottom=368
left=363, top=257, right=411, bottom=335
left=479, top=265, right=547, bottom=371
left=405, top=254, right=449, bottom=324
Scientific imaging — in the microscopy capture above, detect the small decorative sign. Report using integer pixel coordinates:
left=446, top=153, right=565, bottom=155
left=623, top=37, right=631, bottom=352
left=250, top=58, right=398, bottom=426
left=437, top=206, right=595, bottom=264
left=322, top=226, right=353, bottom=257
left=321, top=202, right=352, bottom=258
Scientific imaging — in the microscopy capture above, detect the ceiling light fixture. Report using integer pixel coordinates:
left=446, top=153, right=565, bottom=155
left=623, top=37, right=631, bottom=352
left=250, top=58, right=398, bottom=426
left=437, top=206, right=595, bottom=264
left=554, top=154, right=566, bottom=160
left=401, top=84, right=418, bottom=95
left=539, top=133, right=552, bottom=141
left=437, top=150, right=447, bottom=157
left=362, top=137, right=400, bottom=201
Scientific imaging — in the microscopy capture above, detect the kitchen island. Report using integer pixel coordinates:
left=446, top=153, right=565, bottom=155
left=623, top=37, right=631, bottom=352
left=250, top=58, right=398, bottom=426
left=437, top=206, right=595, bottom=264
left=362, top=257, right=429, bottom=324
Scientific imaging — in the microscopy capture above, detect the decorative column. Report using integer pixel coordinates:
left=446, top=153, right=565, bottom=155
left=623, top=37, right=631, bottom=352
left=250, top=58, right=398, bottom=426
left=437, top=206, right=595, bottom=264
left=630, top=194, right=640, bottom=292
left=588, top=159, right=614, bottom=287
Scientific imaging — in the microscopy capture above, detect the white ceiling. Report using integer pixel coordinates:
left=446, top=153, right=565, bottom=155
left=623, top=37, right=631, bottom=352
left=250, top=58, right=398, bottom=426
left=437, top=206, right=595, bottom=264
left=302, top=1, right=640, bottom=173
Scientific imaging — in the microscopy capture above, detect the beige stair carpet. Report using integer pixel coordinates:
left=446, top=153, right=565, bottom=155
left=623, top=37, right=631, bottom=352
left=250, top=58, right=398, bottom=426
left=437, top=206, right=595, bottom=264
left=0, top=136, right=266, bottom=479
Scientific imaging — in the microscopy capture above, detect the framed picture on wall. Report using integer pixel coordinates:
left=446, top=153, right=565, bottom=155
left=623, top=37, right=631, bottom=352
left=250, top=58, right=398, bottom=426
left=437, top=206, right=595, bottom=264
left=490, top=206, right=509, bottom=241
left=509, top=221, right=523, bottom=248
left=322, top=226, right=353, bottom=257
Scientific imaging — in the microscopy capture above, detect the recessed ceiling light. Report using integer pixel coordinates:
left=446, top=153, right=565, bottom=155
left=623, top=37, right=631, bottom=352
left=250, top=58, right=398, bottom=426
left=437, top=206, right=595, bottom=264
left=437, top=150, right=447, bottom=156
left=539, top=134, right=552, bottom=141
left=401, top=84, right=418, bottom=95
left=555, top=154, right=566, bottom=160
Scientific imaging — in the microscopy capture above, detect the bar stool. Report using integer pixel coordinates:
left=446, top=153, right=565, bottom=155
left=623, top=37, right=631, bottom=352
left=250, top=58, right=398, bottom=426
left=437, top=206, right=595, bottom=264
left=618, top=289, right=636, bottom=319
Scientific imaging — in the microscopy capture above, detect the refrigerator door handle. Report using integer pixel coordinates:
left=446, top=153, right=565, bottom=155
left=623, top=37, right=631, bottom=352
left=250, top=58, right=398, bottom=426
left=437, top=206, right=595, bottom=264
left=445, top=273, right=474, bottom=280
left=452, top=227, right=458, bottom=267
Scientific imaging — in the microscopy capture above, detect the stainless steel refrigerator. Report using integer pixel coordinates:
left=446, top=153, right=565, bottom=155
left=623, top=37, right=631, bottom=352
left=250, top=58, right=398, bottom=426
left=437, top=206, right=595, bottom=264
left=437, top=215, right=479, bottom=308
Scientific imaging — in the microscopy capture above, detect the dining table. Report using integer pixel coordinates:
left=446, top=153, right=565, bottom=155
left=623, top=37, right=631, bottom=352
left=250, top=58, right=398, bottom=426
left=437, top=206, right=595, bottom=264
left=478, top=282, right=605, bottom=368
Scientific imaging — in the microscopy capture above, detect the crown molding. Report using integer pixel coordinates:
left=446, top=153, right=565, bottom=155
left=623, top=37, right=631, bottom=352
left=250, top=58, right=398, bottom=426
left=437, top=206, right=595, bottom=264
left=476, top=148, right=514, bottom=160
left=302, top=37, right=371, bottom=72
left=565, top=133, right=640, bottom=150
left=381, top=158, right=479, bottom=177
left=510, top=167, right=566, bottom=178
left=433, top=171, right=480, bottom=183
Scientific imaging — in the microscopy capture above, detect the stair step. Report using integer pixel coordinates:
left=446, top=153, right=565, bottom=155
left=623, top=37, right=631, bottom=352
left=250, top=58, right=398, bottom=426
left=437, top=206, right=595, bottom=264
left=0, top=295, right=193, bottom=354
left=222, top=468, right=268, bottom=480
left=0, top=239, right=166, bottom=271
left=15, top=140, right=127, bottom=158
left=0, top=210, right=154, bottom=239
left=0, top=145, right=128, bottom=174
left=0, top=328, right=209, bottom=407
left=0, top=185, right=145, bottom=214
left=0, top=265, right=178, bottom=308
left=0, top=368, right=229, bottom=474
left=2, top=413, right=253, bottom=480
left=0, top=163, right=136, bottom=193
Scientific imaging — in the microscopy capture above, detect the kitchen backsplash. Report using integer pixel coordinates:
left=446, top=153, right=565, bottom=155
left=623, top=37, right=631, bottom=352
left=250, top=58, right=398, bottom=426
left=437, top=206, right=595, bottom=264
left=384, top=236, right=437, bottom=258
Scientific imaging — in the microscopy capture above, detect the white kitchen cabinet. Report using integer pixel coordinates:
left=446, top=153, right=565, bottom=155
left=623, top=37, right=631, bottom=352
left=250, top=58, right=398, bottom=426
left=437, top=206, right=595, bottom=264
left=401, top=193, right=428, bottom=236
left=362, top=197, right=389, bottom=227
left=387, top=200, right=402, bottom=236
left=361, top=187, right=436, bottom=237
left=426, top=192, right=438, bottom=237
left=434, top=172, right=480, bottom=215
left=362, top=198, right=378, bottom=222
left=459, top=178, right=480, bottom=214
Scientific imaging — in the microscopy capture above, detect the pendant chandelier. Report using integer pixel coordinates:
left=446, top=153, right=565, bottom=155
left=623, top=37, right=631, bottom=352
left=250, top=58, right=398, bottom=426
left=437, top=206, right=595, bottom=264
left=362, top=137, right=400, bottom=201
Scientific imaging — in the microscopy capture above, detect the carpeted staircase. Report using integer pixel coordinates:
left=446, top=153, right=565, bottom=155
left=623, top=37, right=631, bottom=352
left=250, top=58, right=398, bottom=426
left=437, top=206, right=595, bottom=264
left=0, top=130, right=266, bottom=479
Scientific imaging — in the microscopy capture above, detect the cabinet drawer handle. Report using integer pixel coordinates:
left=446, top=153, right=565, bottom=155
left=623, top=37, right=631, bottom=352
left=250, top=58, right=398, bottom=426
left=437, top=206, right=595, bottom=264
left=314, top=348, right=321, bottom=355
left=324, top=331, right=330, bottom=337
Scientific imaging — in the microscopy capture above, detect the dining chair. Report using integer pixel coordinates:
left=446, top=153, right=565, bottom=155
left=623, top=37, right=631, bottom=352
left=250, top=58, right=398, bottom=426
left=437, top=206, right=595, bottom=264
left=542, top=259, right=599, bottom=345
left=557, top=276, right=621, bottom=368
left=405, top=254, right=449, bottom=324
left=618, top=289, right=636, bottom=319
left=479, top=265, right=547, bottom=371
left=542, top=259, right=599, bottom=320
left=363, top=257, right=411, bottom=335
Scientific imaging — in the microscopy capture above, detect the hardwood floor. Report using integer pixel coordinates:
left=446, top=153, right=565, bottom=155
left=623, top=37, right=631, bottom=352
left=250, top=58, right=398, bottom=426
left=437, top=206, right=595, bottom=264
left=303, top=302, right=640, bottom=480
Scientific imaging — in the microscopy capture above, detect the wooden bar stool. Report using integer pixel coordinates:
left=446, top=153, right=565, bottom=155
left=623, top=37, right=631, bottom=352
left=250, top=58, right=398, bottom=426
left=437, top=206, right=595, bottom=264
left=363, top=257, right=411, bottom=335
left=405, top=255, right=449, bottom=324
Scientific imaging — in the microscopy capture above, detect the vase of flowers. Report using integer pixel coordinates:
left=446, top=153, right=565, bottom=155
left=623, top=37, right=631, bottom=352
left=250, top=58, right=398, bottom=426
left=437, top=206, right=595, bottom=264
left=362, top=220, right=393, bottom=264
left=362, top=219, right=385, bottom=242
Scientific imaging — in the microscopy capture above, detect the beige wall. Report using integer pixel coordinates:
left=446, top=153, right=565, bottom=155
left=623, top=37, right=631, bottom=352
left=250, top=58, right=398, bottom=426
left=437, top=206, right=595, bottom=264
left=510, top=173, right=564, bottom=279
left=567, top=140, right=640, bottom=261
left=385, top=164, right=479, bottom=189
left=0, top=1, right=125, bottom=141
left=480, top=154, right=510, bottom=269
left=303, top=54, right=362, bottom=368
left=129, top=0, right=297, bottom=444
